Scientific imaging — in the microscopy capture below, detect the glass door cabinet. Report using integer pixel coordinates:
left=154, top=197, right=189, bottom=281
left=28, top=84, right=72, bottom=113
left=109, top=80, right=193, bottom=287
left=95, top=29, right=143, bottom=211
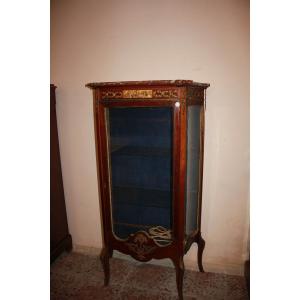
left=86, top=80, right=209, bottom=300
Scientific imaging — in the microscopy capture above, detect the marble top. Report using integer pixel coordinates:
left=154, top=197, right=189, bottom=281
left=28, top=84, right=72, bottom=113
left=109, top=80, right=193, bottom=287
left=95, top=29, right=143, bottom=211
left=86, top=80, right=210, bottom=89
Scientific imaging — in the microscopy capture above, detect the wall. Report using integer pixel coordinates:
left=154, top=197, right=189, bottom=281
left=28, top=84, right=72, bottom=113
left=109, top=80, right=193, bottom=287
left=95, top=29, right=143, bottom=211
left=51, top=0, right=249, bottom=275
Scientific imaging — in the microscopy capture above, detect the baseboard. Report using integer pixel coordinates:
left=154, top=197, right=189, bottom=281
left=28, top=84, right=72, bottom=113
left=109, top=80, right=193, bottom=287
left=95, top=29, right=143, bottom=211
left=73, top=244, right=244, bottom=276
left=73, top=244, right=100, bottom=256
left=186, top=259, right=244, bottom=276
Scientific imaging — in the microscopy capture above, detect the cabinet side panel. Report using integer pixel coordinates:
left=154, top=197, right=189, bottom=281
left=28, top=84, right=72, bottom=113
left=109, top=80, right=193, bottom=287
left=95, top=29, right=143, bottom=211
left=185, top=105, right=201, bottom=235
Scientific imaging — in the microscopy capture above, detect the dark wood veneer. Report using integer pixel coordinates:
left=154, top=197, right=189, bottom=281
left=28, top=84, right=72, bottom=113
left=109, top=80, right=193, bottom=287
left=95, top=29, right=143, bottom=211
left=87, top=80, right=209, bottom=299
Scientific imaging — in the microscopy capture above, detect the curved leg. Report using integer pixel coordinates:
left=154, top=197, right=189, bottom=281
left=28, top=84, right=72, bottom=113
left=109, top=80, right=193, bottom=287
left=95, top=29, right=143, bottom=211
left=197, top=235, right=205, bottom=272
left=100, top=247, right=110, bottom=286
left=172, top=256, right=184, bottom=300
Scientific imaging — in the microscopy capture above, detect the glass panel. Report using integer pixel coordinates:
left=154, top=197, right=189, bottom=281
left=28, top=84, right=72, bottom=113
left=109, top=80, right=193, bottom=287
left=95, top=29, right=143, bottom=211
left=107, top=107, right=173, bottom=245
left=185, top=105, right=201, bottom=236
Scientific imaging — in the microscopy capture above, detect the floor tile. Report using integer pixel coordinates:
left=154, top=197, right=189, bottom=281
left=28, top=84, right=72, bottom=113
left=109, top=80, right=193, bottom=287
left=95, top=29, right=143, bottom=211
left=124, top=263, right=176, bottom=294
left=50, top=252, right=248, bottom=300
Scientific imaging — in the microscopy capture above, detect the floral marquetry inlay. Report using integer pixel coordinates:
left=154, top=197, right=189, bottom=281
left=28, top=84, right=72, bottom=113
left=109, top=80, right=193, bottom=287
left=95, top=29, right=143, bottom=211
left=102, top=91, right=123, bottom=98
left=125, top=232, right=157, bottom=261
left=123, top=90, right=152, bottom=98
left=153, top=89, right=178, bottom=98
left=101, top=89, right=179, bottom=99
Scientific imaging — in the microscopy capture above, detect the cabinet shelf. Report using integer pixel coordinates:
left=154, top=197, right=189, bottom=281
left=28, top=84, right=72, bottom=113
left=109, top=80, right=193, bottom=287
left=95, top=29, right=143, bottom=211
left=113, top=186, right=171, bottom=208
left=111, top=145, right=171, bottom=157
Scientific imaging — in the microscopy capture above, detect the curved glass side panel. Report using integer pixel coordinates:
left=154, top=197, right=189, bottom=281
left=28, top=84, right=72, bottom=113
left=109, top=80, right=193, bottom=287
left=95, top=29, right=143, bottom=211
left=106, top=107, right=173, bottom=246
left=185, top=105, right=201, bottom=236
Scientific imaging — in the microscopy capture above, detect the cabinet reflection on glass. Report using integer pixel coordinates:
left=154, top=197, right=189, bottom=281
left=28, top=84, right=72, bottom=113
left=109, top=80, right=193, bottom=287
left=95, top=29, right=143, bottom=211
left=106, top=107, right=173, bottom=245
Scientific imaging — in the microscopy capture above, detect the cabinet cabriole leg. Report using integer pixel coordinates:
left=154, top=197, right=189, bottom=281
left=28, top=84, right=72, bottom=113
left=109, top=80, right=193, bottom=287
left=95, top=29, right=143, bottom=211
left=197, top=236, right=205, bottom=272
left=172, top=256, right=185, bottom=300
left=100, top=247, right=110, bottom=286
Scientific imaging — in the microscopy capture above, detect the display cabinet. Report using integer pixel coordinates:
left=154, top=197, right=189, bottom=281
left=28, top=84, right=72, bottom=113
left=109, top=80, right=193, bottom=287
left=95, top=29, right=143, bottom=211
left=86, top=80, right=209, bottom=299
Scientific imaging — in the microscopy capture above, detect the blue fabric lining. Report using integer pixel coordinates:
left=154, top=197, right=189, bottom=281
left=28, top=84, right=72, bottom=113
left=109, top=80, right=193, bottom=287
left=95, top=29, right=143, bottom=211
left=108, top=107, right=173, bottom=238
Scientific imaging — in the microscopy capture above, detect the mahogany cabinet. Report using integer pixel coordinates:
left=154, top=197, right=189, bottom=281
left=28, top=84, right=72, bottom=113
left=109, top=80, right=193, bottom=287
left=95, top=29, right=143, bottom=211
left=86, top=80, right=209, bottom=299
left=50, top=84, right=72, bottom=262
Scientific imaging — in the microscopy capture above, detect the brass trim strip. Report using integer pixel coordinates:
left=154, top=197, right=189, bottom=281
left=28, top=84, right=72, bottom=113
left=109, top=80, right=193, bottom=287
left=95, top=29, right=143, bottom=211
left=101, top=89, right=179, bottom=99
left=123, top=90, right=152, bottom=98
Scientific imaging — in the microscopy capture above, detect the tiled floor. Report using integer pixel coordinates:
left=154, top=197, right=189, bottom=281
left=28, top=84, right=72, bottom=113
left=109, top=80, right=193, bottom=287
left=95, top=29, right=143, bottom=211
left=51, top=252, right=248, bottom=299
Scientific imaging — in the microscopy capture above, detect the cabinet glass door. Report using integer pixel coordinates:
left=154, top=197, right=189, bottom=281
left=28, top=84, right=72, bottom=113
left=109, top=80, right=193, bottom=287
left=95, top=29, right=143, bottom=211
left=185, top=105, right=201, bottom=235
left=106, top=107, right=173, bottom=245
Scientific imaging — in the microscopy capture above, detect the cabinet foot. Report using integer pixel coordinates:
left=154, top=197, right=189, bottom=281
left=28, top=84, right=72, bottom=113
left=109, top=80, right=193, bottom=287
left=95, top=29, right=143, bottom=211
left=100, top=247, right=110, bottom=286
left=197, top=235, right=205, bottom=272
left=172, top=256, right=185, bottom=300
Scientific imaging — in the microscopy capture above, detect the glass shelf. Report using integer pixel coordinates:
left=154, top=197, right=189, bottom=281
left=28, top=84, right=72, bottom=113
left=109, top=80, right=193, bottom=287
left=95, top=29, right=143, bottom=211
left=111, top=145, right=171, bottom=157
left=113, top=186, right=171, bottom=208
